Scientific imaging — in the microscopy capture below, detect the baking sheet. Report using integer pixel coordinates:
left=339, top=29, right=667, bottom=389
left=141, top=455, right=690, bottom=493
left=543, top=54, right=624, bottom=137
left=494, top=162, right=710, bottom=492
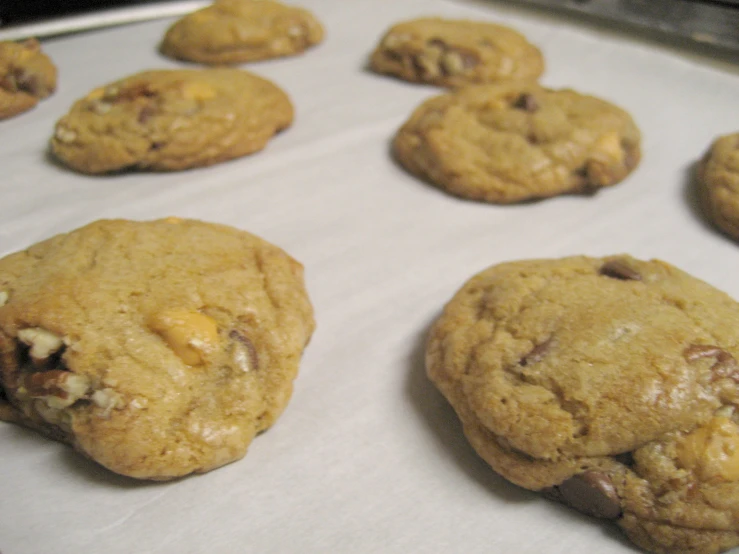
left=2, top=1, right=739, bottom=553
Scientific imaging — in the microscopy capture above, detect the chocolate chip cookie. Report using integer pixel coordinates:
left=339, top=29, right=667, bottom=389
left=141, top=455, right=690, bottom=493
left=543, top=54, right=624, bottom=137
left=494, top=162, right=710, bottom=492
left=699, top=133, right=739, bottom=241
left=0, top=218, right=315, bottom=480
left=426, top=255, right=739, bottom=554
left=369, top=18, right=544, bottom=88
left=394, top=82, right=641, bottom=203
left=50, top=68, right=293, bottom=174
left=160, top=0, right=324, bottom=65
left=0, top=38, right=57, bottom=120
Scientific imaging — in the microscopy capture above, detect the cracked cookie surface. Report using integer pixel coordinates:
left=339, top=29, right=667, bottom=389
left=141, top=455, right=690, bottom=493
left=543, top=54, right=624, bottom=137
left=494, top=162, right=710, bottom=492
left=369, top=18, right=544, bottom=88
left=0, top=218, right=315, bottom=480
left=699, top=133, right=739, bottom=241
left=0, top=39, right=57, bottom=120
left=426, top=255, right=739, bottom=554
left=161, top=0, right=324, bottom=65
left=50, top=68, right=293, bottom=174
left=394, top=82, right=641, bottom=203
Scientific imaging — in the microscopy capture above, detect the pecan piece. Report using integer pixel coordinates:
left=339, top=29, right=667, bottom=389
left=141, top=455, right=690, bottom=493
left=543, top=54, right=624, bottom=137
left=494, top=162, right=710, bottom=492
left=229, top=330, right=258, bottom=371
left=21, top=370, right=90, bottom=409
left=17, top=327, right=64, bottom=360
left=684, top=345, right=739, bottom=382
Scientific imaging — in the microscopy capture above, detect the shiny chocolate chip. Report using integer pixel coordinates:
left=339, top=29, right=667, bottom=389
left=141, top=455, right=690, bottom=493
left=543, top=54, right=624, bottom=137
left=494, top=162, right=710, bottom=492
left=599, top=260, right=641, bottom=281
left=556, top=471, right=622, bottom=519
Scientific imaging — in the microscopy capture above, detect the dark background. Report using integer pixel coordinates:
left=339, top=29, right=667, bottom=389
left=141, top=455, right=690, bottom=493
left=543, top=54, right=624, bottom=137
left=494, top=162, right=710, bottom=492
left=0, top=1, right=172, bottom=27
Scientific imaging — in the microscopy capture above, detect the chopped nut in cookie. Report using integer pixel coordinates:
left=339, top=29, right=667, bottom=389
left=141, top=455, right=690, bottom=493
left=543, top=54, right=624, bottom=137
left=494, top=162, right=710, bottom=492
left=19, top=370, right=90, bottom=409
left=229, top=330, right=259, bottom=372
left=17, top=327, right=64, bottom=360
left=677, top=417, right=739, bottom=481
left=684, top=345, right=739, bottom=383
left=54, top=126, right=77, bottom=144
left=91, top=388, right=123, bottom=416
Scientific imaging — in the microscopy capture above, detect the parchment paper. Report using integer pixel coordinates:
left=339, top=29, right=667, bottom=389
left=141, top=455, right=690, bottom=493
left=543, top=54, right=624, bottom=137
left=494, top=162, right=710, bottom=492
left=2, top=1, right=739, bottom=552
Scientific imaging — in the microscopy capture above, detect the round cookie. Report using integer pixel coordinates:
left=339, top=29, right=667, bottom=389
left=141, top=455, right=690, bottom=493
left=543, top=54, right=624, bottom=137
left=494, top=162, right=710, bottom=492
left=426, top=255, right=739, bottom=554
left=699, top=133, right=739, bottom=240
left=0, top=38, right=57, bottom=120
left=160, top=0, right=324, bottom=65
left=369, top=18, right=544, bottom=88
left=50, top=68, right=293, bottom=174
left=0, top=218, right=315, bottom=480
left=394, top=82, right=641, bottom=203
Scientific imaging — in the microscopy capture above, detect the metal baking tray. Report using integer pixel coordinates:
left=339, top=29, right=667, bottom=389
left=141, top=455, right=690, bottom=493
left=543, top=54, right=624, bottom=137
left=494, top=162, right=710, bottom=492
left=0, top=0, right=205, bottom=41
left=507, top=0, right=739, bottom=53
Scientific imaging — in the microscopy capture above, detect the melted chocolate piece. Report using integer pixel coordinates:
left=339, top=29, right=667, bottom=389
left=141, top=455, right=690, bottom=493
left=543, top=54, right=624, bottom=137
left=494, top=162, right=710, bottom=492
left=554, top=471, right=622, bottom=519
left=599, top=260, right=641, bottom=281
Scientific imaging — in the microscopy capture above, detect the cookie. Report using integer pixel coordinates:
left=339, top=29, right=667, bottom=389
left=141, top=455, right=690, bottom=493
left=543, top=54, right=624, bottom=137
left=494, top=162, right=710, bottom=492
left=0, top=218, right=315, bottom=480
left=394, top=82, right=641, bottom=203
left=0, top=38, right=57, bottom=120
left=369, top=18, right=544, bottom=88
left=426, top=255, right=739, bottom=554
left=160, top=0, right=324, bottom=65
left=699, top=133, right=739, bottom=240
left=50, top=68, right=293, bottom=174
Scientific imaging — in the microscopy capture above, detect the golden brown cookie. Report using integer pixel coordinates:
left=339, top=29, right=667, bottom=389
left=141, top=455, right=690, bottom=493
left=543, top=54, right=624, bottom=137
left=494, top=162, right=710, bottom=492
left=699, top=133, right=739, bottom=241
left=0, top=38, right=57, bottom=120
left=427, top=254, right=739, bottom=554
left=50, top=68, right=293, bottom=174
left=394, top=82, right=641, bottom=203
left=0, top=218, right=315, bottom=480
left=369, top=18, right=544, bottom=88
left=160, top=0, right=324, bottom=65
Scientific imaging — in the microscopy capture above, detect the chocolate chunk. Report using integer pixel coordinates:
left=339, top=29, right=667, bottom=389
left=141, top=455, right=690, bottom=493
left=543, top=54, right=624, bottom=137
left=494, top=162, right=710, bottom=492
left=555, top=471, right=622, bottom=519
left=513, top=93, right=539, bottom=112
left=599, top=260, right=641, bottom=281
